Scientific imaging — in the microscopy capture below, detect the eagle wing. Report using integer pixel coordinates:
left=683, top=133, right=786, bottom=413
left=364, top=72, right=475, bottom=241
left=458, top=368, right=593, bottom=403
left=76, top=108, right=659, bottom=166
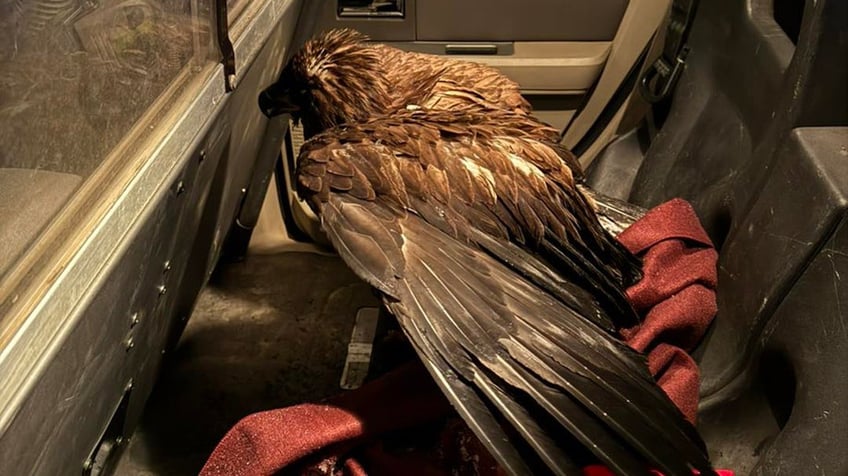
left=296, top=110, right=714, bottom=476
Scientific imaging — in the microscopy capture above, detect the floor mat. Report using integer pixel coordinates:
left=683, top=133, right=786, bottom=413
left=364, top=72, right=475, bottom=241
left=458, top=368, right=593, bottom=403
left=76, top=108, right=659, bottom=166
left=114, top=251, right=379, bottom=475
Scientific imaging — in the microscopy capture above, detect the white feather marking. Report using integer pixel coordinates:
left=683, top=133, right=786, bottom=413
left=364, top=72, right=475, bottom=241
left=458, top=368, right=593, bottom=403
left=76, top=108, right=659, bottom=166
left=508, top=153, right=544, bottom=178
left=461, top=158, right=497, bottom=200
left=306, top=58, right=333, bottom=80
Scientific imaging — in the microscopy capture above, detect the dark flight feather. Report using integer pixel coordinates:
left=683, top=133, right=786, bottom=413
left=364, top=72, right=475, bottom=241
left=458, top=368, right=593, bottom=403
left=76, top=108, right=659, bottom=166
left=296, top=108, right=715, bottom=476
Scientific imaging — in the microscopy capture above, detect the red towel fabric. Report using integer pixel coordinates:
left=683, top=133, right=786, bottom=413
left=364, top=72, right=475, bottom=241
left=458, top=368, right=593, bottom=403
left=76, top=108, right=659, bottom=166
left=200, top=198, right=720, bottom=476
left=582, top=465, right=735, bottom=476
left=618, top=198, right=719, bottom=424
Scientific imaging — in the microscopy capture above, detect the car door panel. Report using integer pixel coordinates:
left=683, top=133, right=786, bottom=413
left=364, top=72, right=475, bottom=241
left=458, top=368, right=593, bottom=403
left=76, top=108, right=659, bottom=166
left=393, top=41, right=611, bottom=93
left=416, top=0, right=627, bottom=42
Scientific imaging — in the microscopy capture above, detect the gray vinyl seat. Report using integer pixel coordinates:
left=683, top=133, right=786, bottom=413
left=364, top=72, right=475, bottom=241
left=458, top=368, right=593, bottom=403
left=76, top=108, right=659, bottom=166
left=584, top=0, right=847, bottom=472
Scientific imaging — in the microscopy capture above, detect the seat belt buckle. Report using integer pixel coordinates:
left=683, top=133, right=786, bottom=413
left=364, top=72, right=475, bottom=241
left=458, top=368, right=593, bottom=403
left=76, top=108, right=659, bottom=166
left=639, top=45, right=690, bottom=103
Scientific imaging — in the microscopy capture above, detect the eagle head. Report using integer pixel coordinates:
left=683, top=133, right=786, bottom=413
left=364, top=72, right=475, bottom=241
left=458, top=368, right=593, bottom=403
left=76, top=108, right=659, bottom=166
left=259, top=28, right=392, bottom=138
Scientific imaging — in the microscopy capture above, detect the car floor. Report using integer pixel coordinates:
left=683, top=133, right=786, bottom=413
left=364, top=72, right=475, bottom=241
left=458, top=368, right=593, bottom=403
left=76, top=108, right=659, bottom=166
left=114, top=249, right=379, bottom=475
left=113, top=247, right=761, bottom=476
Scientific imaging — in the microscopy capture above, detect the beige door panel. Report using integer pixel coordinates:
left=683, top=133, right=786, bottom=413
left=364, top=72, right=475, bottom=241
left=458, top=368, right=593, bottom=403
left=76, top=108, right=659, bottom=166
left=386, top=41, right=610, bottom=133
left=523, top=94, right=584, bottom=132
left=416, top=0, right=627, bottom=42
left=562, top=0, right=673, bottom=163
left=531, top=108, right=577, bottom=133
left=447, top=42, right=611, bottom=92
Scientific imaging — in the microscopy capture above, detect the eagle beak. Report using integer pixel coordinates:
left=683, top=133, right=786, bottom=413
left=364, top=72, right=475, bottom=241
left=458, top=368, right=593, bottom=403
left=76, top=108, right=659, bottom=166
left=258, top=84, right=300, bottom=117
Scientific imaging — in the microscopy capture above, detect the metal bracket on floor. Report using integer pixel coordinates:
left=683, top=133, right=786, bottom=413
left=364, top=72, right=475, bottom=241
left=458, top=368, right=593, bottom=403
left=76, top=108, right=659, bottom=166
left=340, top=307, right=381, bottom=390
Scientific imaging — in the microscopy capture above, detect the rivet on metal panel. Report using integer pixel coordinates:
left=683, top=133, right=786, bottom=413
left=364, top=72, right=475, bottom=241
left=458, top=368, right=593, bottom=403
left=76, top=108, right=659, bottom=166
left=176, top=181, right=186, bottom=195
left=124, top=338, right=135, bottom=351
left=199, top=149, right=207, bottom=163
left=163, top=260, right=172, bottom=274
left=130, top=312, right=140, bottom=328
left=157, top=284, right=167, bottom=296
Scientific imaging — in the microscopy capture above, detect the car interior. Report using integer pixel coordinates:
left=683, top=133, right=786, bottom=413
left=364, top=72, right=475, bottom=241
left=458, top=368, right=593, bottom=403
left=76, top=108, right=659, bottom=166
left=0, top=0, right=844, bottom=474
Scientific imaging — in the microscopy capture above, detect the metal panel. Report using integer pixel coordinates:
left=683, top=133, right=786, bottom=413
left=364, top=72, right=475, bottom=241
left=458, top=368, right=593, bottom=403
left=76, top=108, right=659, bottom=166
left=0, top=97, right=230, bottom=476
left=0, top=65, right=229, bottom=452
left=169, top=1, right=303, bottom=348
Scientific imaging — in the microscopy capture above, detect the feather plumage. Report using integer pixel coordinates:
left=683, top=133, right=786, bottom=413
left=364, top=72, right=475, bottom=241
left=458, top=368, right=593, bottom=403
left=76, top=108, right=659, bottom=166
left=294, top=109, right=715, bottom=475
left=260, top=29, right=560, bottom=139
left=261, top=29, right=714, bottom=475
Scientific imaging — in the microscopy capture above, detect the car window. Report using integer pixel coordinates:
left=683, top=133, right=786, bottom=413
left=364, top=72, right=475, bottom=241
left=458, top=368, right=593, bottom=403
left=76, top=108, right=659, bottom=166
left=0, top=0, right=214, bottom=283
left=228, top=0, right=248, bottom=25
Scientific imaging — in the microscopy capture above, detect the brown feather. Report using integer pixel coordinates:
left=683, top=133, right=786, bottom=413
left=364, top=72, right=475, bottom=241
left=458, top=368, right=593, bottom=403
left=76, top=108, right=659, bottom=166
left=327, top=156, right=355, bottom=177
left=296, top=108, right=610, bottom=269
left=298, top=174, right=322, bottom=192
left=300, top=161, right=326, bottom=177
left=348, top=175, right=376, bottom=201
left=276, top=29, right=553, bottom=140
left=329, top=175, right=354, bottom=192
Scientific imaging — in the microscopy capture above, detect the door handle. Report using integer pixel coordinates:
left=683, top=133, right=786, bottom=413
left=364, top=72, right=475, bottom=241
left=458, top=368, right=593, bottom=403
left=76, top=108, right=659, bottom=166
left=445, top=44, right=499, bottom=55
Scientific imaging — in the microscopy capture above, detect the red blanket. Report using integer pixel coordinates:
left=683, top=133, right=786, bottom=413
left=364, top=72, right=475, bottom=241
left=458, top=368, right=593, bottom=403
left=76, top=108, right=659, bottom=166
left=201, top=199, right=719, bottom=476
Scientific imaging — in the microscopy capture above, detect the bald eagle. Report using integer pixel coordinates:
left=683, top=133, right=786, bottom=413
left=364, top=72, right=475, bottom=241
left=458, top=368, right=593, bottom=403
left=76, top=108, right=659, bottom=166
left=260, top=30, right=715, bottom=476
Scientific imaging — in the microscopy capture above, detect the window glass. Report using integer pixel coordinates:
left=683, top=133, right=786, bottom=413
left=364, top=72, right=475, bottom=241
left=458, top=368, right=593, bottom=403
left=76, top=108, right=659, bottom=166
left=0, top=0, right=213, bottom=280
left=227, top=0, right=248, bottom=27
